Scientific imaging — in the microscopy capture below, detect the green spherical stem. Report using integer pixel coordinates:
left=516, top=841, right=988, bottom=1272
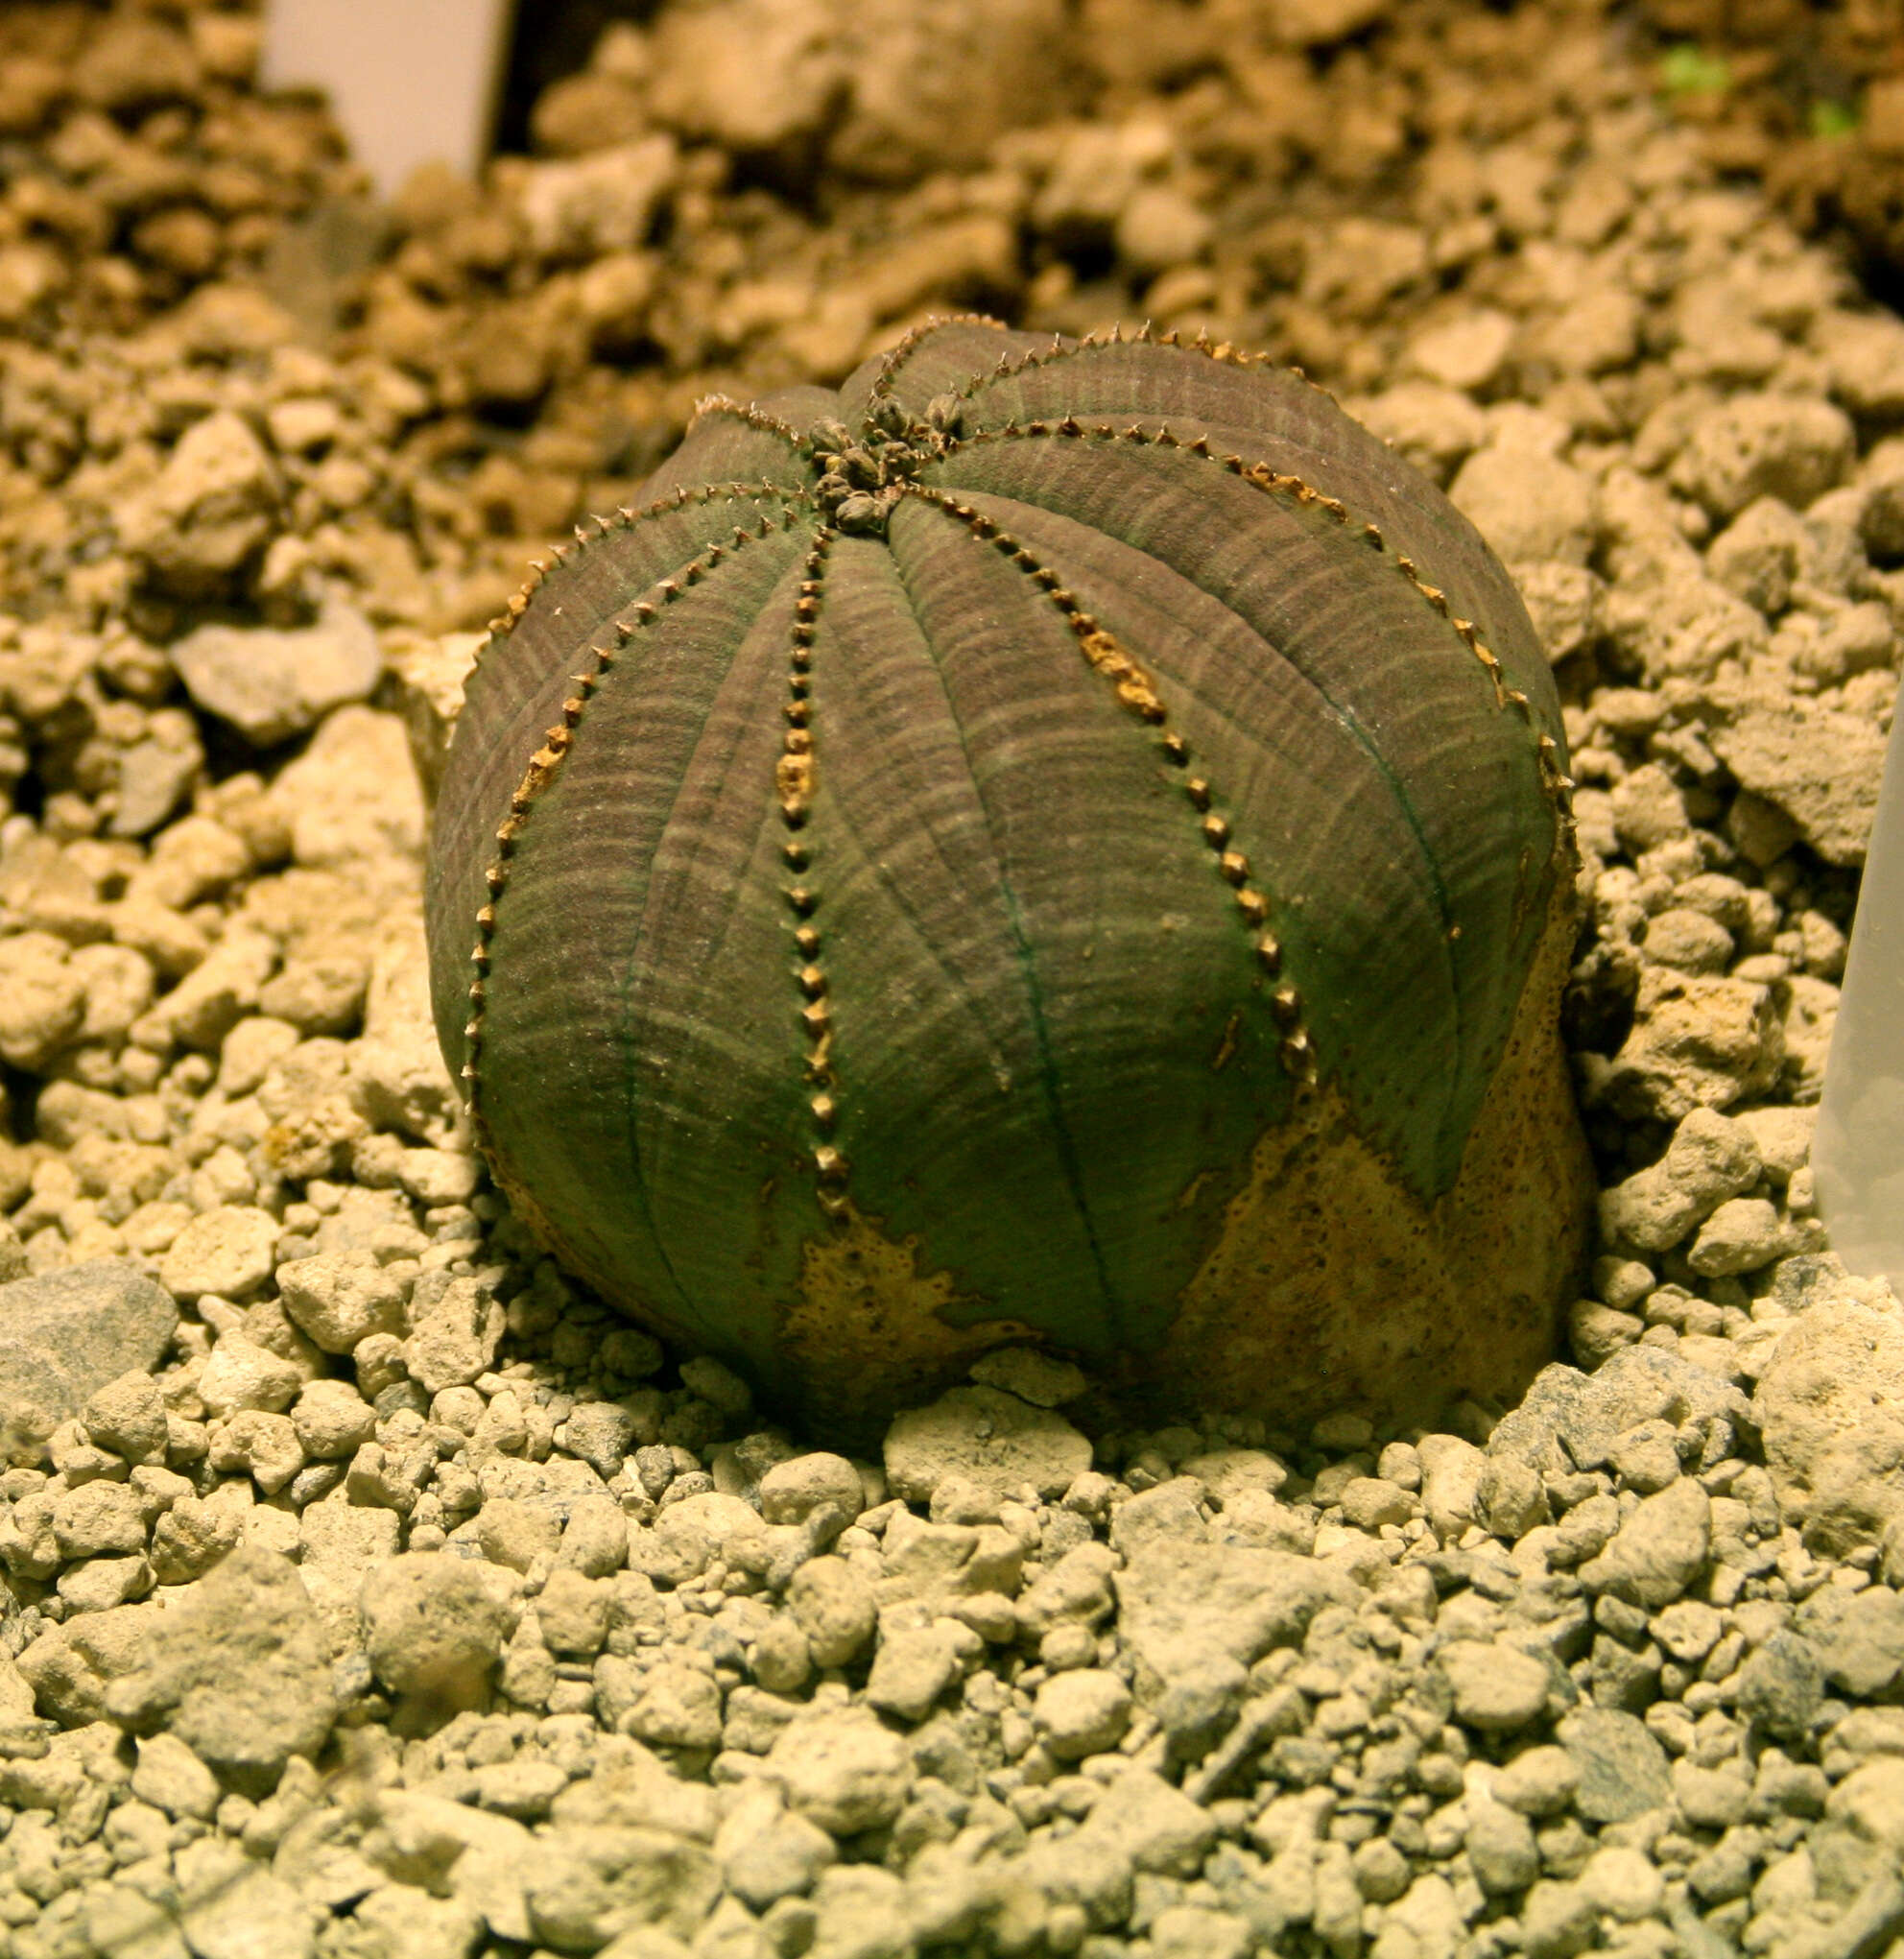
left=424, top=318, right=1594, bottom=1445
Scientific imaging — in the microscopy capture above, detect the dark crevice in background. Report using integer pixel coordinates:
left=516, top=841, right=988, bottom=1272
left=493, top=0, right=655, bottom=155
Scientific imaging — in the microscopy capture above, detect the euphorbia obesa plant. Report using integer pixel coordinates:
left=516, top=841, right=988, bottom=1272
left=425, top=317, right=1593, bottom=1445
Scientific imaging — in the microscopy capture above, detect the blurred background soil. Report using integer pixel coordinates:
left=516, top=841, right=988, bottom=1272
left=1630, top=0, right=1904, bottom=302
left=0, top=0, right=1893, bottom=645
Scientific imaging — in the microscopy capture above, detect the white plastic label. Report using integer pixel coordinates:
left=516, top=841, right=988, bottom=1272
left=1816, top=698, right=1904, bottom=1292
left=260, top=0, right=515, bottom=201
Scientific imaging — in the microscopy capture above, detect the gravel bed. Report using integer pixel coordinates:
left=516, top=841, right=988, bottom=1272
left=1, top=4, right=1903, bottom=1959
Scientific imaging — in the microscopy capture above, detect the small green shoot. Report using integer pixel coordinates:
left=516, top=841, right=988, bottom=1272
left=1657, top=44, right=1731, bottom=100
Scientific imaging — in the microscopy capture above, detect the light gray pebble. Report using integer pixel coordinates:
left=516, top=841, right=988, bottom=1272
left=623, top=1657, right=722, bottom=1749
left=864, top=1620, right=968, bottom=1724
left=1606, top=1418, right=1682, bottom=1493
left=275, top=1251, right=407, bottom=1353
left=105, top=1542, right=335, bottom=1793
left=289, top=1377, right=377, bottom=1459
left=1795, top=1583, right=1904, bottom=1698
left=51, top=1478, right=148, bottom=1559
left=558, top=1493, right=631, bottom=1580
left=1735, top=1628, right=1824, bottom=1741
left=403, top=1271, right=504, bottom=1392
left=1417, top=1430, right=1486, bottom=1538
left=360, top=1551, right=508, bottom=1717
left=1466, top=1798, right=1541, bottom=1894
left=757, top=1450, right=864, bottom=1535
left=678, top=1351, right=751, bottom=1419
left=169, top=604, right=382, bottom=748
left=1674, top=1756, right=1752, bottom=1831
left=130, top=1731, right=222, bottom=1822
left=714, top=1778, right=837, bottom=1912
left=1599, top=1108, right=1761, bottom=1254
left=767, top=1708, right=915, bottom=1835
left=476, top=1495, right=563, bottom=1574
left=1686, top=1195, right=1784, bottom=1276
left=1579, top=1474, right=1710, bottom=1608
left=559, top=1399, right=638, bottom=1478
left=749, top=1613, right=812, bottom=1694
left=206, top=1407, right=304, bottom=1493
left=1706, top=494, right=1806, bottom=611
left=1593, top=1255, right=1657, bottom=1311
left=158, top=1205, right=280, bottom=1300
left=0, top=1259, right=178, bottom=1464
left=1439, top=1638, right=1551, bottom=1733
left=1085, top=1766, right=1218, bottom=1876
left=1642, top=905, right=1733, bottom=973
left=1338, top=1474, right=1412, bottom=1529
left=1494, top=1744, right=1579, bottom=1817
left=1035, top=1665, right=1133, bottom=1761
left=1151, top=1903, right=1253, bottom=1959
left=1449, top=442, right=1597, bottom=565
left=518, top=1820, right=718, bottom=1952
left=1609, top=761, right=1690, bottom=855
left=884, top=1384, right=1092, bottom=1505
left=197, top=1333, right=303, bottom=1417
left=1557, top=1706, right=1673, bottom=1824
left=786, top=1555, right=876, bottom=1669
left=1578, top=1842, right=1665, bottom=1921
left=968, top=1345, right=1090, bottom=1407
left=1518, top=1875, right=1599, bottom=1959
left=81, top=1369, right=170, bottom=1463
left=1674, top=394, right=1855, bottom=518
left=1569, top=1298, right=1644, bottom=1369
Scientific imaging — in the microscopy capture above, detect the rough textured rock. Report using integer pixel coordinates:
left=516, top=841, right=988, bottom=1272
left=1438, top=1639, right=1553, bottom=1732
left=1577, top=1474, right=1712, bottom=1608
left=274, top=706, right=426, bottom=872
left=1755, top=1295, right=1904, bottom=1554
left=0, top=1260, right=178, bottom=1463
left=159, top=1205, right=280, bottom=1300
left=1449, top=442, right=1596, bottom=566
left=519, top=1824, right=721, bottom=1950
left=767, top=1708, right=916, bottom=1834
left=883, top=1386, right=1092, bottom=1504
left=358, top=1552, right=510, bottom=1716
left=1599, top=967, right=1783, bottom=1120
left=1488, top=1345, right=1752, bottom=1478
left=170, top=604, right=383, bottom=747
left=1796, top=1584, right=1904, bottom=1698
left=1114, top=1538, right=1356, bottom=1698
left=276, top=1252, right=408, bottom=1354
left=1709, top=705, right=1890, bottom=867
left=402, top=1270, right=505, bottom=1391
left=516, top=136, right=678, bottom=260
left=1673, top=394, right=1855, bottom=517
left=101, top=1544, right=335, bottom=1794
left=1555, top=1707, right=1673, bottom=1825
left=119, top=408, right=280, bottom=595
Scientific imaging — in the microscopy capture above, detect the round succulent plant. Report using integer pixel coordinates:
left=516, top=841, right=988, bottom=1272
left=425, top=317, right=1593, bottom=1445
